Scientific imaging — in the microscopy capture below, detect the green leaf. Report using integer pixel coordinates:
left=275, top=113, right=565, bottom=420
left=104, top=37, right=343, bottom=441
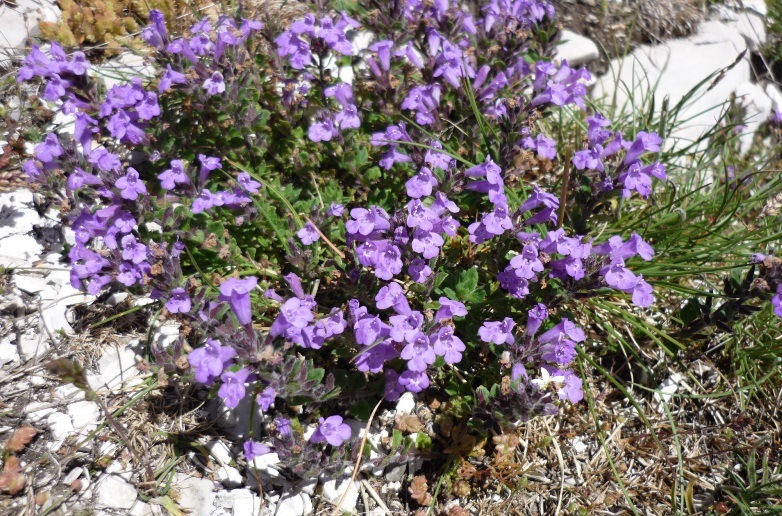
left=454, top=267, right=479, bottom=302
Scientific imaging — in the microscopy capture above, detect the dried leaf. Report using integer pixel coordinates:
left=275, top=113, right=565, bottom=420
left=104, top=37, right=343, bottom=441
left=395, top=414, right=423, bottom=434
left=5, top=426, right=37, bottom=452
left=409, top=475, right=431, bottom=506
left=0, top=456, right=26, bottom=495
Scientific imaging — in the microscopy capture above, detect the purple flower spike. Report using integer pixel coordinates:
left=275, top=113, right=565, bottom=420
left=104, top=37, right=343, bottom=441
left=244, top=440, right=271, bottom=461
left=166, top=288, right=191, bottom=314
left=188, top=338, right=237, bottom=385
left=218, top=368, right=251, bottom=409
left=310, top=415, right=352, bottom=446
left=219, top=276, right=258, bottom=326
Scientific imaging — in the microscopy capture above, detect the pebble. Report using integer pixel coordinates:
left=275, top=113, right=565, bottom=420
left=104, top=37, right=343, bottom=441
left=0, top=337, right=20, bottom=365
left=17, top=329, right=49, bottom=362
left=395, top=392, right=415, bottom=415
left=173, top=474, right=217, bottom=516
left=251, top=452, right=281, bottom=479
left=95, top=475, right=138, bottom=510
left=212, top=489, right=261, bottom=514
left=67, top=400, right=101, bottom=430
left=275, top=491, right=312, bottom=516
left=46, top=411, right=73, bottom=440
left=321, top=477, right=359, bottom=514
left=555, top=29, right=600, bottom=66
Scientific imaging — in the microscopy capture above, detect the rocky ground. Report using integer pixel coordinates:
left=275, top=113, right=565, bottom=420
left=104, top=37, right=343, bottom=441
left=1, top=0, right=781, bottom=514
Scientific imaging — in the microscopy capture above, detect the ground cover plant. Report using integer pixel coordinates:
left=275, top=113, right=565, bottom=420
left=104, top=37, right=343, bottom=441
left=10, top=0, right=782, bottom=511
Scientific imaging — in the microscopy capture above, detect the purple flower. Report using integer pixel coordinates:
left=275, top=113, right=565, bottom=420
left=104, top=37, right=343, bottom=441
left=89, top=148, right=122, bottom=172
left=434, top=297, right=467, bottom=322
left=218, top=368, right=250, bottom=409
left=121, top=235, right=148, bottom=264
left=526, top=303, right=549, bottom=336
left=406, top=167, right=439, bottom=198
left=68, top=167, right=102, bottom=191
left=478, top=318, right=515, bottom=345
left=327, top=203, right=345, bottom=217
left=34, top=134, right=63, bottom=163
left=399, top=370, right=429, bottom=393
left=188, top=338, right=237, bottom=385
left=408, top=258, right=432, bottom=283
left=137, top=92, right=161, bottom=120
left=773, top=285, right=782, bottom=317
left=297, top=223, right=319, bottom=245
left=389, top=311, right=423, bottom=343
left=384, top=370, right=406, bottom=401
left=257, top=386, right=276, bottom=411
left=270, top=297, right=315, bottom=336
left=275, top=417, right=292, bottom=436
left=308, top=117, right=338, bottom=142
left=166, top=288, right=191, bottom=313
left=243, top=440, right=271, bottom=461
left=203, top=72, right=226, bottom=95
left=158, top=159, right=190, bottom=190
left=401, top=332, right=436, bottom=372
left=369, top=40, right=394, bottom=71
left=602, top=260, right=638, bottom=290
left=115, top=168, right=147, bottom=200
left=375, top=282, right=411, bottom=314
left=556, top=369, right=584, bottom=403
left=310, top=415, right=352, bottom=446
left=431, top=327, right=465, bottom=364
left=237, top=172, right=261, bottom=194
left=624, top=131, right=662, bottom=164
left=159, top=65, right=187, bottom=93
left=219, top=276, right=258, bottom=326
left=192, top=189, right=225, bottom=214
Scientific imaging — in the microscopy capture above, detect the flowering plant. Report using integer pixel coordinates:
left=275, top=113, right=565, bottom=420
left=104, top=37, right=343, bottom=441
left=18, top=0, right=782, bottom=482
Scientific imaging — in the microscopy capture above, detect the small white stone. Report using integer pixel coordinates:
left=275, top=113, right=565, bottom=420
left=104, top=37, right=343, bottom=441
left=572, top=437, right=588, bottom=453
left=89, top=341, right=143, bottom=391
left=24, top=402, right=55, bottom=422
left=251, top=452, right=281, bottom=479
left=275, top=492, right=312, bottom=516
left=96, top=475, right=138, bottom=510
left=204, top=439, right=233, bottom=465
left=0, top=337, right=19, bottom=365
left=47, top=412, right=74, bottom=441
left=128, top=500, right=155, bottom=516
left=321, top=477, right=359, bottom=513
left=0, top=234, right=43, bottom=268
left=67, top=401, right=101, bottom=430
left=395, top=392, right=415, bottom=415
left=41, top=303, right=74, bottom=335
left=217, top=465, right=243, bottom=488
left=214, top=489, right=260, bottom=514
left=152, top=321, right=180, bottom=350
left=173, top=474, right=217, bottom=516
left=17, top=330, right=49, bottom=362
left=555, top=30, right=600, bottom=66
left=14, top=274, right=49, bottom=294
left=62, top=467, right=83, bottom=486
left=729, top=11, right=766, bottom=50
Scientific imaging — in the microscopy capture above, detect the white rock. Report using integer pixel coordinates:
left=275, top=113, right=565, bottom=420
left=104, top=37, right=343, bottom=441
left=766, top=83, right=782, bottom=113
left=0, top=337, right=19, bottom=364
left=89, top=341, right=144, bottom=391
left=555, top=30, right=600, bottom=66
left=275, top=492, right=312, bottom=516
left=14, top=274, right=49, bottom=294
left=205, top=439, right=234, bottom=465
left=152, top=321, right=180, bottom=350
left=395, top=392, right=415, bottom=415
left=593, top=20, right=751, bottom=160
left=173, top=474, right=217, bottom=516
left=216, top=394, right=263, bottom=439
left=129, top=500, right=155, bottom=516
left=41, top=303, right=74, bottom=335
left=213, top=489, right=261, bottom=514
left=93, top=53, right=156, bottom=90
left=321, top=477, right=359, bottom=514
left=217, top=465, right=243, bottom=488
left=0, top=234, right=43, bottom=268
left=0, top=190, right=38, bottom=237
left=251, top=452, right=281, bottom=479
left=572, top=437, right=588, bottom=453
left=734, top=81, right=773, bottom=154
left=46, top=411, right=73, bottom=440
left=96, top=475, right=138, bottom=510
left=67, top=400, right=101, bottom=430
left=0, top=0, right=60, bottom=66
left=24, top=402, right=55, bottom=423
left=17, top=330, right=49, bottom=362
left=729, top=11, right=766, bottom=50
left=654, top=372, right=685, bottom=409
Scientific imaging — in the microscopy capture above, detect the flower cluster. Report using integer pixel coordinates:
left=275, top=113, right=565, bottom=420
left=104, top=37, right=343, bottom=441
left=17, top=0, right=689, bottom=477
